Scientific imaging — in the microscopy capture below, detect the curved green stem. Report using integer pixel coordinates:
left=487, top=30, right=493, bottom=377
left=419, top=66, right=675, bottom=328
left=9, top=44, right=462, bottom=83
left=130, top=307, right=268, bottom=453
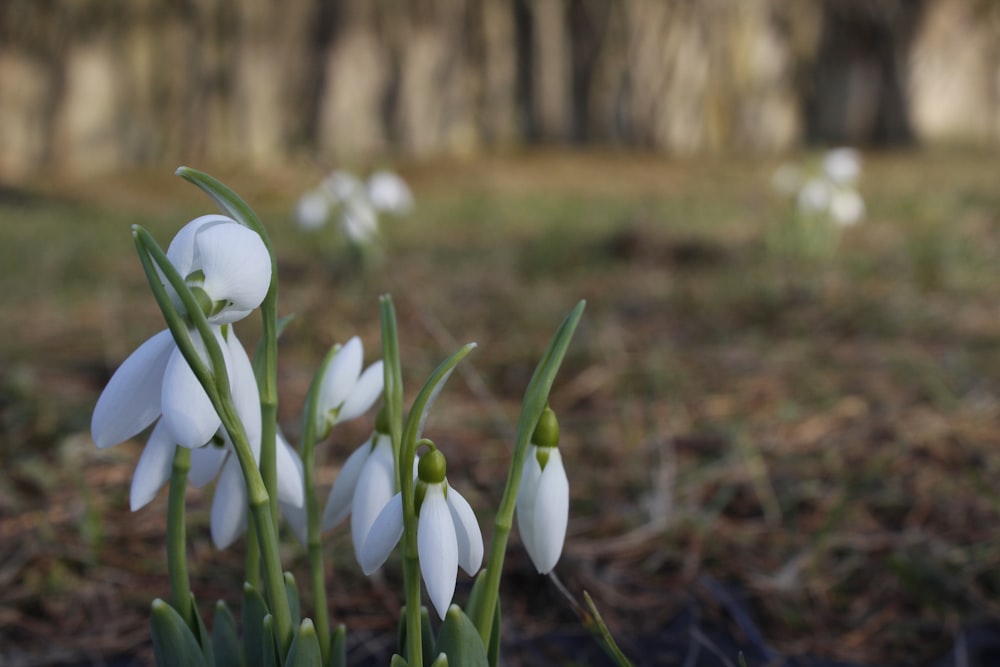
left=470, top=301, right=585, bottom=645
left=167, top=445, right=193, bottom=630
left=133, top=226, right=293, bottom=654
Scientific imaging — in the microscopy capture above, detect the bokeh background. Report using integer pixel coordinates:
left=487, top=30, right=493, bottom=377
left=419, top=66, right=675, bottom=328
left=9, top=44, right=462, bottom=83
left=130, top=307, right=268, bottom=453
left=3, top=1, right=1000, bottom=665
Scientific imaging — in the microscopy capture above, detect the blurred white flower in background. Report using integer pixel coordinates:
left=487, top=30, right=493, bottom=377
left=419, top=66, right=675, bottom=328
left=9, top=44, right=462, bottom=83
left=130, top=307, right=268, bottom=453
left=772, top=147, right=866, bottom=227
left=294, top=168, right=413, bottom=247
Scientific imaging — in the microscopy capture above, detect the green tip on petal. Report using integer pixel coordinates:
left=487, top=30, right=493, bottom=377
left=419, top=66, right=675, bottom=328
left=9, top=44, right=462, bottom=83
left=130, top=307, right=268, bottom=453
left=531, top=405, right=560, bottom=449
left=418, top=447, right=446, bottom=485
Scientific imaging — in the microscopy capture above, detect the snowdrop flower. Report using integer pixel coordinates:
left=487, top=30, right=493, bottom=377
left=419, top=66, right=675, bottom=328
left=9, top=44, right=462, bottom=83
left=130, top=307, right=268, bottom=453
left=294, top=189, right=331, bottom=230
left=340, top=196, right=379, bottom=245
left=322, top=170, right=366, bottom=202
left=796, top=178, right=832, bottom=215
left=830, top=188, right=865, bottom=226
left=516, top=407, right=569, bottom=574
left=822, top=147, right=861, bottom=185
left=361, top=447, right=483, bottom=619
left=91, top=215, right=272, bottom=515
left=314, top=336, right=384, bottom=439
left=367, top=170, right=414, bottom=216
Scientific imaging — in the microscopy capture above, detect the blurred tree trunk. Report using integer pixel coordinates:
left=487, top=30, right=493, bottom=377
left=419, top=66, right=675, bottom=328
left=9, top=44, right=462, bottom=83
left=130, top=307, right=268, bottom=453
left=0, top=0, right=998, bottom=178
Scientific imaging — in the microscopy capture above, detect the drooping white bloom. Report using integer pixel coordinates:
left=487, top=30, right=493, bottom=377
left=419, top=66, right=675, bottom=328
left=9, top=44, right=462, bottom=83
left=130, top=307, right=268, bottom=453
left=322, top=170, right=366, bottom=202
left=360, top=476, right=483, bottom=619
left=796, top=178, right=832, bottom=214
left=314, top=336, right=384, bottom=438
left=367, top=170, right=414, bottom=216
left=822, top=147, right=861, bottom=185
left=340, top=196, right=379, bottom=244
left=91, top=216, right=272, bottom=528
left=360, top=449, right=482, bottom=619
left=829, top=188, right=866, bottom=226
left=295, top=189, right=331, bottom=230
left=516, top=445, right=569, bottom=574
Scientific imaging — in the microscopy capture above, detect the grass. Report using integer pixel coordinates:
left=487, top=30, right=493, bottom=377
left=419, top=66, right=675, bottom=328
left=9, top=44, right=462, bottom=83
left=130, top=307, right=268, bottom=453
left=3, top=149, right=1000, bottom=665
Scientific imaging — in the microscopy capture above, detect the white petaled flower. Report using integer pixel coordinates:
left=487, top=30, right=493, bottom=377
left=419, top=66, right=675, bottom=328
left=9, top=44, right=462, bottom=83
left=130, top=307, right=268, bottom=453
left=367, top=170, right=414, bottom=216
left=314, top=336, right=384, bottom=438
left=822, top=147, right=861, bottom=185
left=322, top=170, right=366, bottom=203
left=796, top=178, right=831, bottom=215
left=91, top=216, right=272, bottom=515
left=829, top=187, right=865, bottom=226
left=340, top=196, right=379, bottom=245
left=360, top=449, right=483, bottom=620
left=295, top=189, right=331, bottom=230
left=515, top=407, right=569, bottom=574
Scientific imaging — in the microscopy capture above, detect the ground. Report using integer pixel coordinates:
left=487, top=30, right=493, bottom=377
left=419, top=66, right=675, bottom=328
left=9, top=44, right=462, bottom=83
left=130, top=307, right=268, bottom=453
left=2, top=150, right=1000, bottom=666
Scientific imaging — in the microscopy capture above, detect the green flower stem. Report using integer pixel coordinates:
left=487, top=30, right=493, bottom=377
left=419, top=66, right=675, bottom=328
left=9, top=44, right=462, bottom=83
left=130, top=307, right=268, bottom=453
left=245, top=520, right=261, bottom=589
left=470, top=301, right=585, bottom=645
left=133, top=226, right=293, bottom=654
left=167, top=445, right=193, bottom=630
left=299, top=346, right=340, bottom=663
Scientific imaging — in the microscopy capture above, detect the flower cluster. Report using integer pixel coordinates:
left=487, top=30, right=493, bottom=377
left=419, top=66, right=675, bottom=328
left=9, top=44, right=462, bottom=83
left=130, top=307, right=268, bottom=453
left=87, top=168, right=593, bottom=667
left=771, top=147, right=866, bottom=227
left=294, top=168, right=413, bottom=245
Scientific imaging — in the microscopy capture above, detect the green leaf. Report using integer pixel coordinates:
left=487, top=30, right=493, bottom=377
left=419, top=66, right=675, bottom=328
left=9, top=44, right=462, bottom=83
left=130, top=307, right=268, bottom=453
left=327, top=624, right=347, bottom=667
left=286, top=619, right=322, bottom=667
left=583, top=591, right=634, bottom=667
left=398, top=606, right=436, bottom=667
left=175, top=167, right=268, bottom=242
left=189, top=594, right=215, bottom=667
left=430, top=654, right=448, bottom=667
left=261, top=614, right=280, bottom=667
left=434, top=606, right=488, bottom=667
left=254, top=314, right=295, bottom=382
left=390, top=655, right=409, bottom=667
left=150, top=598, right=209, bottom=667
left=242, top=583, right=270, bottom=667
left=468, top=571, right=501, bottom=666
left=284, top=572, right=301, bottom=628
left=211, top=601, right=244, bottom=667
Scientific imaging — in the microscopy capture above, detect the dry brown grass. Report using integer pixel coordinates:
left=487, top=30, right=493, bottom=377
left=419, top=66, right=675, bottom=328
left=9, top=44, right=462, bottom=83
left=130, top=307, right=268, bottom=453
left=3, top=149, right=1000, bottom=665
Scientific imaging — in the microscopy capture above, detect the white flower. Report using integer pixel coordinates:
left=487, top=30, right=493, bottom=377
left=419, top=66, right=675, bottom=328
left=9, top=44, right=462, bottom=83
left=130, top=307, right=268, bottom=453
left=360, top=476, right=483, bottom=619
left=829, top=188, right=865, bottom=226
left=516, top=445, right=569, bottom=574
left=295, top=189, right=331, bottom=230
left=322, top=170, right=366, bottom=202
left=340, top=197, right=379, bottom=245
left=822, top=148, right=861, bottom=185
left=91, top=216, right=272, bottom=536
left=164, top=215, right=271, bottom=325
left=796, top=178, right=831, bottom=214
left=367, top=170, right=413, bottom=216
left=314, top=336, right=384, bottom=438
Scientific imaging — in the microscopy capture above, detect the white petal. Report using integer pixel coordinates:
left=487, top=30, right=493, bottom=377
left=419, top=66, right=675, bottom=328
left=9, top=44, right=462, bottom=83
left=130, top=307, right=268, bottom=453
left=211, top=456, right=248, bottom=549
left=528, top=450, right=569, bottom=574
left=92, top=330, right=174, bottom=449
left=316, top=337, right=363, bottom=428
left=295, top=190, right=331, bottom=230
left=166, top=215, right=232, bottom=277
left=418, top=484, right=458, bottom=620
left=282, top=500, right=309, bottom=546
left=225, top=331, right=262, bottom=459
left=446, top=485, right=483, bottom=575
left=276, top=433, right=304, bottom=508
left=129, top=421, right=175, bottom=511
left=349, top=436, right=396, bottom=563
left=516, top=447, right=543, bottom=565
left=321, top=436, right=372, bottom=530
left=367, top=171, right=413, bottom=215
left=189, top=446, right=227, bottom=487
left=161, top=330, right=224, bottom=448
left=322, top=171, right=365, bottom=202
left=198, top=223, right=271, bottom=323
left=359, top=493, right=404, bottom=575
left=341, top=198, right=378, bottom=244
left=336, top=361, right=384, bottom=423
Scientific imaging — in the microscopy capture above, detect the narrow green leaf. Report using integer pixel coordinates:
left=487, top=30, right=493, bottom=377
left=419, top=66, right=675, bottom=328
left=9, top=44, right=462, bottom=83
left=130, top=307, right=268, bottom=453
left=150, top=598, right=209, bottom=667
left=390, top=655, right=409, bottom=667
left=175, top=166, right=267, bottom=241
left=261, top=614, right=280, bottom=667
left=327, top=624, right=347, bottom=667
left=434, top=605, right=488, bottom=667
left=397, top=606, right=435, bottom=667
left=284, top=572, right=301, bottom=628
left=243, top=583, right=270, bottom=667
left=430, top=654, right=448, bottom=667
left=189, top=594, right=215, bottom=667
left=212, top=601, right=244, bottom=667
left=486, top=597, right=500, bottom=667
left=286, top=619, right=323, bottom=667
left=583, top=591, right=634, bottom=667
